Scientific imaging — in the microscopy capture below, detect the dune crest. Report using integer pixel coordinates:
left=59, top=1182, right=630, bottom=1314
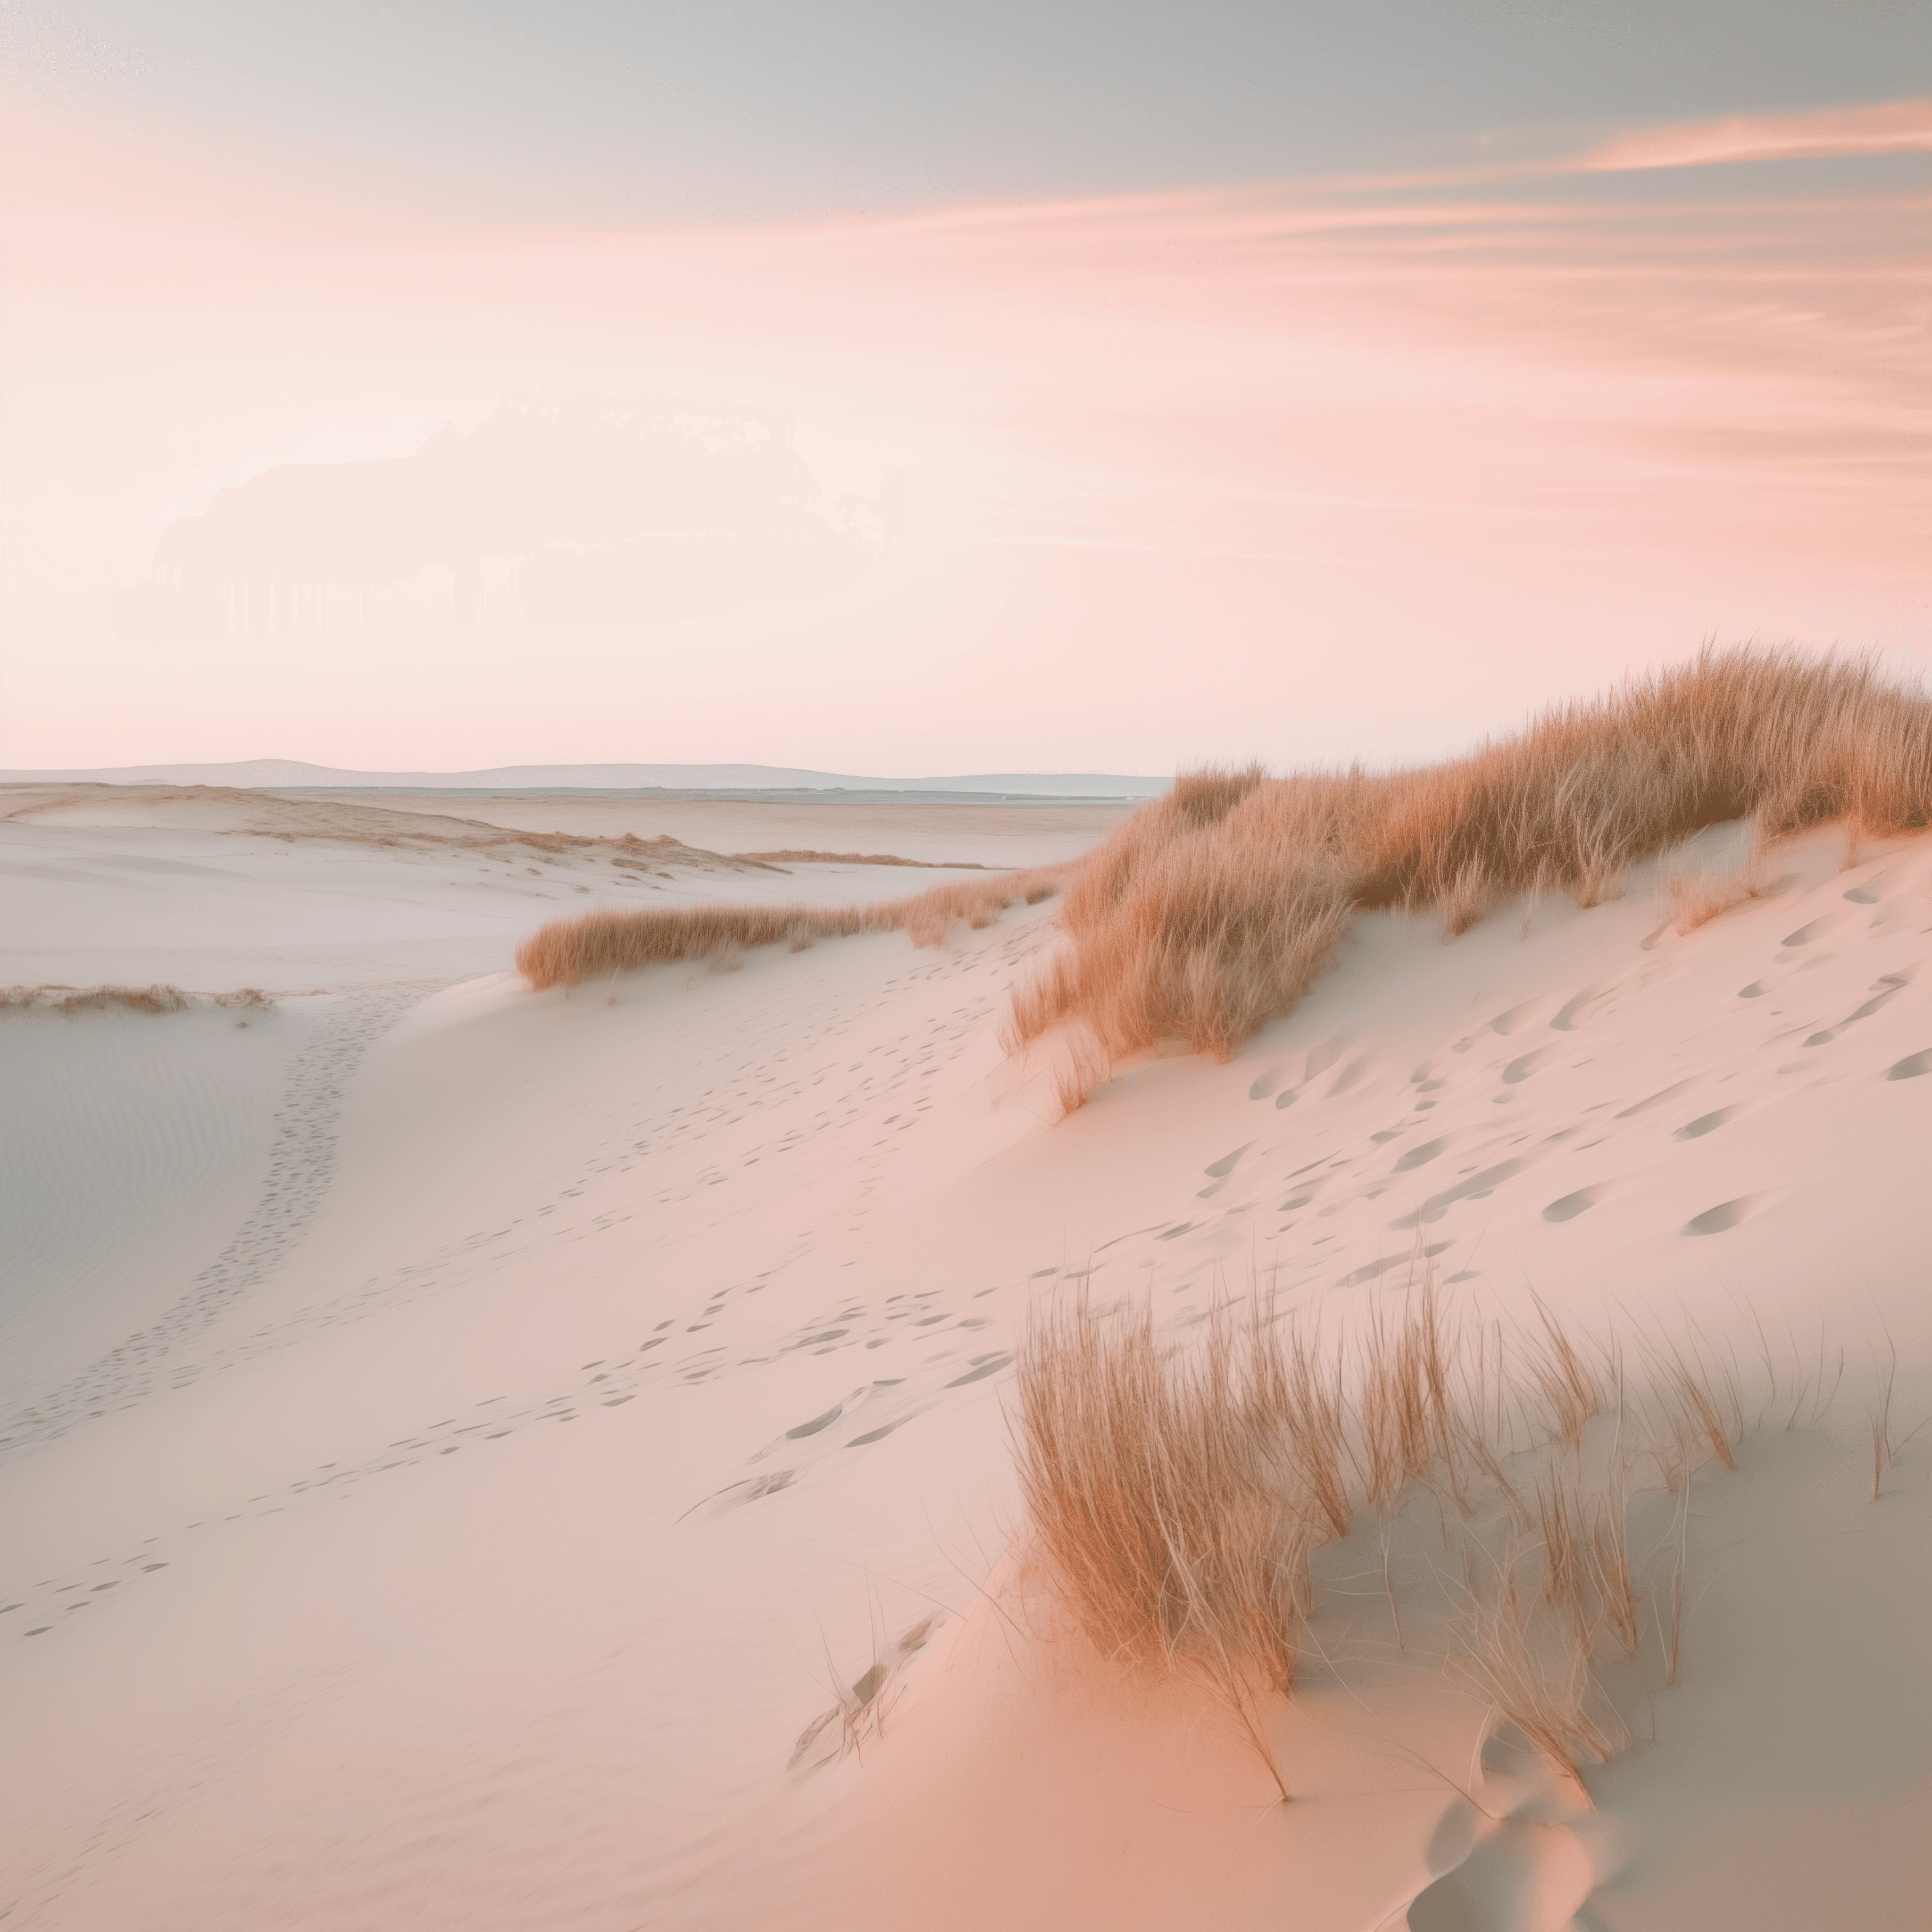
left=1009, top=649, right=1932, bottom=1090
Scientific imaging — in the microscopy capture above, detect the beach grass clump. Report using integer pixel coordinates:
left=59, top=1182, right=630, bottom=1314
left=2, top=983, right=193, bottom=1014
left=515, top=868, right=1061, bottom=988
left=1008, top=647, right=1932, bottom=1088
left=1013, top=1294, right=1309, bottom=1699
left=1012, top=1280, right=1747, bottom=1787
left=0, top=984, right=276, bottom=1014
left=512, top=648, right=1932, bottom=1097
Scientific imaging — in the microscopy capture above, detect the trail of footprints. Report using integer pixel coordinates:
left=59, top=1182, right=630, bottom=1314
left=1138, top=859, right=1932, bottom=1294
left=134, top=948, right=1026, bottom=1389
left=1, top=1274, right=1021, bottom=1639
left=4, top=926, right=1061, bottom=1640
left=4, top=932, right=1031, bottom=1460
left=15, top=879, right=1926, bottom=1640
left=0, top=982, right=450, bottom=1468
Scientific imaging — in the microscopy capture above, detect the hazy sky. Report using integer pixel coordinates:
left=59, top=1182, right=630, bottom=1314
left=11, top=1, right=1930, bottom=214
left=2, top=2, right=1928, bottom=773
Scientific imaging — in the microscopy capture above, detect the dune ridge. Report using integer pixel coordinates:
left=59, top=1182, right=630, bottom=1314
left=510, top=648, right=1932, bottom=1108
left=0, top=783, right=783, bottom=876
left=10, top=726, right=1932, bottom=1926
left=1008, top=649, right=1932, bottom=1088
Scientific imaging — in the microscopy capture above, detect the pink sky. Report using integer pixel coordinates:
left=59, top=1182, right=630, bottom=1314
left=2, top=90, right=1928, bottom=775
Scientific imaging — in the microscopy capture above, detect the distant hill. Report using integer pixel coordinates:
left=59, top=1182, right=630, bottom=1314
left=0, top=758, right=1170, bottom=799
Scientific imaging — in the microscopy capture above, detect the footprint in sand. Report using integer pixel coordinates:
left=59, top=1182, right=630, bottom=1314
left=1542, top=1183, right=1613, bottom=1222
left=1674, top=1105, right=1743, bottom=1140
left=1485, top=999, right=1541, bottom=1035
left=1807, top=979, right=1912, bottom=1049
left=1327, top=1053, right=1374, bottom=1096
left=1336, top=1244, right=1449, bottom=1288
left=784, top=1401, right=849, bottom=1440
left=1204, top=1141, right=1255, bottom=1178
left=1303, top=1040, right=1344, bottom=1082
left=1549, top=987, right=1605, bottom=1031
left=1408, top=1056, right=1451, bottom=1095
left=944, top=1352, right=1012, bottom=1387
left=1392, top=1137, right=1448, bottom=1173
left=1391, top=1158, right=1526, bottom=1230
left=1682, top=1192, right=1777, bottom=1236
left=1884, top=1049, right=1932, bottom=1081
left=1844, top=977, right=1912, bottom=1021
left=1249, top=1068, right=1284, bottom=1100
left=1615, top=1078, right=1697, bottom=1119
left=1781, top=915, right=1834, bottom=947
left=1501, top=1045, right=1558, bottom=1084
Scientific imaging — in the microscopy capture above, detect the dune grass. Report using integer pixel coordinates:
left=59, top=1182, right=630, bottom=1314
left=1008, top=648, right=1932, bottom=1090
left=515, top=868, right=1062, bottom=987
left=514, top=648, right=1932, bottom=1105
left=0, top=983, right=275, bottom=1014
left=1012, top=1279, right=1749, bottom=1788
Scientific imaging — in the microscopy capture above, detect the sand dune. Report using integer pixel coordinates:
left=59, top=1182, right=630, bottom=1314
left=254, top=789, right=1137, bottom=868
left=3, top=795, right=1930, bottom=1928
left=4, top=781, right=787, bottom=865
left=0, top=783, right=1055, bottom=992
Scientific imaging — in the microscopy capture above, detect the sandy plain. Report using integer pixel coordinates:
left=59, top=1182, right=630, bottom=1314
left=2, top=785, right=1929, bottom=1929
left=270, top=789, right=1137, bottom=867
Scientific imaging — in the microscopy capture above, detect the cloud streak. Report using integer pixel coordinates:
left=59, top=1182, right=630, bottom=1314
left=3, top=100, right=1927, bottom=772
left=1582, top=97, right=1932, bottom=172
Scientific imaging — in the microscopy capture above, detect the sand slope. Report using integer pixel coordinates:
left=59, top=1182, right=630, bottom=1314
left=3, top=818, right=1930, bottom=1927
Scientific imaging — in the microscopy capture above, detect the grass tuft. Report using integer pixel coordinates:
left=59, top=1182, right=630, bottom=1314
left=1013, top=1278, right=1749, bottom=1788
left=0, top=983, right=270, bottom=1015
left=515, top=869, right=1063, bottom=988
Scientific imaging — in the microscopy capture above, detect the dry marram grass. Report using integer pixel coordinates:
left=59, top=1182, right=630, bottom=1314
left=516, top=869, right=1062, bottom=987
left=512, top=650, right=1920, bottom=1057
left=1006, top=648, right=1932, bottom=1095
left=1013, top=1281, right=1754, bottom=1788
left=0, top=983, right=275, bottom=1014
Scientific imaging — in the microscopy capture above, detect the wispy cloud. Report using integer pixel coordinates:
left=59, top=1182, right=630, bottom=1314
left=1581, top=98, right=1932, bottom=172
left=4, top=86, right=1928, bottom=770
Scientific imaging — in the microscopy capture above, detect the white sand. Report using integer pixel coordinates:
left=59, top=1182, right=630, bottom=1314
left=0, top=783, right=1063, bottom=990
left=3, top=805, right=1930, bottom=1928
left=263, top=789, right=1138, bottom=867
